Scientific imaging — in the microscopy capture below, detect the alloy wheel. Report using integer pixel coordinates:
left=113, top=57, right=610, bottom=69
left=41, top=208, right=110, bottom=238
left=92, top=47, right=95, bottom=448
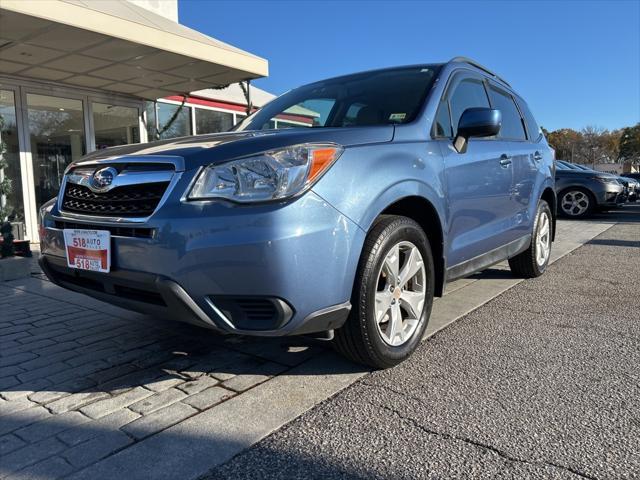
left=561, top=190, right=590, bottom=216
left=374, top=241, right=426, bottom=347
left=536, top=210, right=551, bottom=266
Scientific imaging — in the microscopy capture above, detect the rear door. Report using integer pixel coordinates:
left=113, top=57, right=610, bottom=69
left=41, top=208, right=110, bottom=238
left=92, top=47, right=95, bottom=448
left=436, top=73, right=515, bottom=268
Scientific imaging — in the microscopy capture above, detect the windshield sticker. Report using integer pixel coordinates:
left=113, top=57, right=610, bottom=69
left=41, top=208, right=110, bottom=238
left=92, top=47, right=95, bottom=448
left=389, top=113, right=406, bottom=122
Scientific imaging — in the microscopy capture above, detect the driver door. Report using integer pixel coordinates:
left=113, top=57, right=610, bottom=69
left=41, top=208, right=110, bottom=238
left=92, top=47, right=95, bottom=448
left=435, top=73, right=515, bottom=268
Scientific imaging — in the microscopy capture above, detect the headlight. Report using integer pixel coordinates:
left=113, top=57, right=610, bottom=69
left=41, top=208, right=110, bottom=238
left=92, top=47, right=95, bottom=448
left=592, top=176, right=618, bottom=184
left=187, top=144, right=343, bottom=202
left=39, top=197, right=56, bottom=222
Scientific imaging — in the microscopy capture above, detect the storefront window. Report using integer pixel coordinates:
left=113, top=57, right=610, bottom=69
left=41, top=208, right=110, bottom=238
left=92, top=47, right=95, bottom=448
left=0, top=90, right=24, bottom=225
left=144, top=101, right=157, bottom=141
left=195, top=108, right=233, bottom=134
left=93, top=103, right=140, bottom=149
left=157, top=102, right=191, bottom=140
left=26, top=93, right=85, bottom=212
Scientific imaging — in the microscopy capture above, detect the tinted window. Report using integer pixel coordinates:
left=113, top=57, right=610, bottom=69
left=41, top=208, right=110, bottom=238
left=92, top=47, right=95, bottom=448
left=449, top=78, right=490, bottom=136
left=488, top=85, right=526, bottom=140
left=434, top=100, right=452, bottom=137
left=515, top=97, right=541, bottom=141
left=342, top=103, right=367, bottom=127
left=235, top=66, right=441, bottom=131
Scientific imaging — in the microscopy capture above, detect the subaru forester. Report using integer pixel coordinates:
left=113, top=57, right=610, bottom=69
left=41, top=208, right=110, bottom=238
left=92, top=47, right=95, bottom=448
left=40, top=57, right=555, bottom=368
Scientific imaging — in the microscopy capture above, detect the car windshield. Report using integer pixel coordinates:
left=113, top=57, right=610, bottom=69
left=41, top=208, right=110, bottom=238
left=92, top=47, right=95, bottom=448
left=234, top=65, right=442, bottom=131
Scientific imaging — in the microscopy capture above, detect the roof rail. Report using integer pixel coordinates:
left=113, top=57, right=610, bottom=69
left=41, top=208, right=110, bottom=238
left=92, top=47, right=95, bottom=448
left=447, top=57, right=511, bottom=87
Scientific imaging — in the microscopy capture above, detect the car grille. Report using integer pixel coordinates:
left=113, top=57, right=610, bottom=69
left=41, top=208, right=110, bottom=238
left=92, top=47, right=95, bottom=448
left=235, top=298, right=279, bottom=321
left=61, top=182, right=169, bottom=217
left=211, top=296, right=293, bottom=330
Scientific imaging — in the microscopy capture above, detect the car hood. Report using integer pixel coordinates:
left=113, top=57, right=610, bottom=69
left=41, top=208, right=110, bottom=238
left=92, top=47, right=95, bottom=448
left=76, top=126, right=395, bottom=170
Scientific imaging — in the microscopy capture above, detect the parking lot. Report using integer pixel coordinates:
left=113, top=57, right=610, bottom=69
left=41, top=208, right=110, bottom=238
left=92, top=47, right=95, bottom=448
left=1, top=206, right=638, bottom=479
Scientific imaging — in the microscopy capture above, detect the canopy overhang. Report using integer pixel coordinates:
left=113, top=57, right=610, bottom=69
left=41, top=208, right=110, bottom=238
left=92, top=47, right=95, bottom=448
left=0, top=0, right=268, bottom=99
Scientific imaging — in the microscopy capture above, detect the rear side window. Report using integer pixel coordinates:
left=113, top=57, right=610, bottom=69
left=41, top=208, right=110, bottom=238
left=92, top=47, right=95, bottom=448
left=487, top=85, right=527, bottom=140
left=449, top=78, right=490, bottom=136
left=515, top=97, right=541, bottom=141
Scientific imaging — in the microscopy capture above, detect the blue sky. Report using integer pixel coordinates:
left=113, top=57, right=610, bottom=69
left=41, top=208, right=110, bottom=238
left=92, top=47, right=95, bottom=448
left=180, top=0, right=640, bottom=132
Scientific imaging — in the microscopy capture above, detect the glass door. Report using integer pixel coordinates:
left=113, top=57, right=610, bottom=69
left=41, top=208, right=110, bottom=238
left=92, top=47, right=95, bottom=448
left=0, top=90, right=26, bottom=231
left=92, top=102, right=140, bottom=150
left=25, top=93, right=86, bottom=214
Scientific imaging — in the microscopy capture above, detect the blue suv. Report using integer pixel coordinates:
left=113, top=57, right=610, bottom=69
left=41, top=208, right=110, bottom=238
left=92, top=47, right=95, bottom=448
left=39, top=57, right=555, bottom=368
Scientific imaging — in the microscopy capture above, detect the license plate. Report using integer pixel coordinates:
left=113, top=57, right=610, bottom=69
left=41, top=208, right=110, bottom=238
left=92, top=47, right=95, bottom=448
left=63, top=229, right=111, bottom=273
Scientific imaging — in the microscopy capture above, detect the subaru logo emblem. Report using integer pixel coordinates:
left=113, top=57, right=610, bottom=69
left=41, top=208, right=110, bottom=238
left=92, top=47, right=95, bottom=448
left=91, top=167, right=117, bottom=190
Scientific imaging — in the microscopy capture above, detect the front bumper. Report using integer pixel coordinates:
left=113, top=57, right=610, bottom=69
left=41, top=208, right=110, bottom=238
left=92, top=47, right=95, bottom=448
left=594, top=183, right=625, bottom=207
left=40, top=191, right=365, bottom=336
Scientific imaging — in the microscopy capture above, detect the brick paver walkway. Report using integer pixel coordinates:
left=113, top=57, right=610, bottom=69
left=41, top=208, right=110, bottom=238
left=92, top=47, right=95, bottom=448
left=0, top=281, right=319, bottom=479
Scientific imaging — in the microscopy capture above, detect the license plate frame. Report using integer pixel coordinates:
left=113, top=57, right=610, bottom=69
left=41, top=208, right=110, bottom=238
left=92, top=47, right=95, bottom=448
left=63, top=229, right=111, bottom=273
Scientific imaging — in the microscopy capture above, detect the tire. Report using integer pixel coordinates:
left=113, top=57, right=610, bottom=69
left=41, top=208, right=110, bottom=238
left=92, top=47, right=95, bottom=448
left=509, top=200, right=552, bottom=278
left=333, top=215, right=435, bottom=369
left=557, top=187, right=595, bottom=219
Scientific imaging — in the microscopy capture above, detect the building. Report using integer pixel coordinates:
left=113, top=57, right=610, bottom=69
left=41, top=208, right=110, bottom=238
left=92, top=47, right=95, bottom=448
left=592, top=162, right=640, bottom=175
left=0, top=0, right=268, bottom=242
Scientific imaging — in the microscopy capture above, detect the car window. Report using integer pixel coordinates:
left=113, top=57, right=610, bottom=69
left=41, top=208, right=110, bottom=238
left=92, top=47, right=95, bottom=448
left=235, top=66, right=441, bottom=131
left=342, top=103, right=367, bottom=127
left=515, top=97, right=541, bottom=141
left=449, top=78, right=490, bottom=136
left=487, top=84, right=527, bottom=140
left=262, top=98, right=335, bottom=130
left=433, top=99, right=452, bottom=137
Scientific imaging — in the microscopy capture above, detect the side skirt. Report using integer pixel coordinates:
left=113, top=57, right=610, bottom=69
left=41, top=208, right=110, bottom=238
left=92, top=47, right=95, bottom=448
left=444, top=235, right=531, bottom=283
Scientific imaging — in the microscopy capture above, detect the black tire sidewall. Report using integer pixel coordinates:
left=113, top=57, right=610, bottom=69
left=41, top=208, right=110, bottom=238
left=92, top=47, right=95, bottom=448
left=358, top=219, right=435, bottom=366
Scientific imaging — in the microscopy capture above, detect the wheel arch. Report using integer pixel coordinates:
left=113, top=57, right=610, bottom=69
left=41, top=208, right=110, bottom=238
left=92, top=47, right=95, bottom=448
left=378, top=196, right=446, bottom=297
left=540, top=187, right=557, bottom=241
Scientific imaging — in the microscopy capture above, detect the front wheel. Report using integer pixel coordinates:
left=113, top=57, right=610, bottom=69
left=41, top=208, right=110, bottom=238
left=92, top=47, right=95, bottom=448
left=558, top=188, right=594, bottom=218
left=333, top=215, right=435, bottom=369
left=509, top=200, right=552, bottom=278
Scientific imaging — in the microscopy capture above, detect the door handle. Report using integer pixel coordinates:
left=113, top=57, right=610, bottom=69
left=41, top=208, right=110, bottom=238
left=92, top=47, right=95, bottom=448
left=533, top=151, right=543, bottom=161
left=499, top=154, right=512, bottom=168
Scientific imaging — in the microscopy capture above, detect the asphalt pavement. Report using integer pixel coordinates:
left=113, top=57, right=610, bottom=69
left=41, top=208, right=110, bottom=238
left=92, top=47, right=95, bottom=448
left=204, top=205, right=640, bottom=480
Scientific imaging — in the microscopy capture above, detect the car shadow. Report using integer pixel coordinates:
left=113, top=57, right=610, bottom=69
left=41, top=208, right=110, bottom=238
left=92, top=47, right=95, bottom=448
left=587, top=238, right=640, bottom=248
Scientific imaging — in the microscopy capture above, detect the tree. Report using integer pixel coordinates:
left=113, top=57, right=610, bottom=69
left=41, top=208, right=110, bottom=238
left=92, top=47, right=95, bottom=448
left=619, top=123, right=640, bottom=163
left=546, top=128, right=581, bottom=161
left=580, top=125, right=608, bottom=167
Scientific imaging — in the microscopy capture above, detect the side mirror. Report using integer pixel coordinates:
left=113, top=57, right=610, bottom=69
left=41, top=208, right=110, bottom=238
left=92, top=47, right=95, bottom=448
left=453, top=108, right=501, bottom=153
